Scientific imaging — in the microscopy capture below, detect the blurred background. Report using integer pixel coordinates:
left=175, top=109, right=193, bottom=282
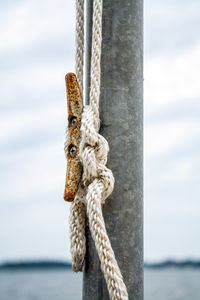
left=0, top=0, right=200, bottom=299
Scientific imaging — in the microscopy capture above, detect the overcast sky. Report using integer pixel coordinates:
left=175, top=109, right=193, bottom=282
left=0, top=0, right=199, bottom=263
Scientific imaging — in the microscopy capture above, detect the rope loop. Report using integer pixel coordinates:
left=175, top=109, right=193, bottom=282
left=80, top=105, right=114, bottom=203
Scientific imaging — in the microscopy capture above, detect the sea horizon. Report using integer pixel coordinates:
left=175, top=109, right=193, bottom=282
left=1, top=259, right=200, bottom=300
left=1, top=258, right=200, bottom=271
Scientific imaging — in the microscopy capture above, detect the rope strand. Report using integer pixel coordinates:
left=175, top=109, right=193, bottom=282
left=75, top=0, right=84, bottom=91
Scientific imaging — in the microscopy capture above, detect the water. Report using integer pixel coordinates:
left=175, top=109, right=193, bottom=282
left=0, top=270, right=81, bottom=300
left=145, top=268, right=200, bottom=300
left=0, top=268, right=200, bottom=300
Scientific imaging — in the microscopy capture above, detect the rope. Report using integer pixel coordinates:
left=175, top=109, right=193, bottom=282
left=75, top=0, right=84, bottom=92
left=68, top=1, right=129, bottom=299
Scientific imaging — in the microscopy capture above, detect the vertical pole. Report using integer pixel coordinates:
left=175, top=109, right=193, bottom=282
left=83, top=0, right=143, bottom=299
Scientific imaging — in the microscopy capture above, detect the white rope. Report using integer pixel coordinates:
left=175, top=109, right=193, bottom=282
left=75, top=0, right=84, bottom=92
left=68, top=1, right=129, bottom=299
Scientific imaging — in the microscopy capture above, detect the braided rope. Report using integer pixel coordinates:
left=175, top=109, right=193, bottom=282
left=89, top=0, right=102, bottom=130
left=68, top=1, right=129, bottom=299
left=75, top=0, right=84, bottom=92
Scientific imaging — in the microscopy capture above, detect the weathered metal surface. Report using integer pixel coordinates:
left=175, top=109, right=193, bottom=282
left=64, top=72, right=83, bottom=202
left=83, top=0, right=143, bottom=299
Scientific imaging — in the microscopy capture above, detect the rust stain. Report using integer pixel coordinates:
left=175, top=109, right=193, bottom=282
left=64, top=73, right=83, bottom=202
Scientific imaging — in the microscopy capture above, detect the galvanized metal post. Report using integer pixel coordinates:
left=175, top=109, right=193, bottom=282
left=83, top=0, right=143, bottom=299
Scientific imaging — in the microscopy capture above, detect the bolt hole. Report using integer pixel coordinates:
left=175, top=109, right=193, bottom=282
left=68, top=144, right=77, bottom=158
left=69, top=116, right=77, bottom=128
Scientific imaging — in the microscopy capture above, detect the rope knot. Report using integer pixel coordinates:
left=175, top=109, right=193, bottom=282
left=79, top=105, right=114, bottom=204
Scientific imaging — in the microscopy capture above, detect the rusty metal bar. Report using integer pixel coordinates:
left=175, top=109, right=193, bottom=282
left=64, top=73, right=83, bottom=202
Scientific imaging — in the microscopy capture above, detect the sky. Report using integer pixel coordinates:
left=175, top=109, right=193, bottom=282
left=0, top=0, right=200, bottom=263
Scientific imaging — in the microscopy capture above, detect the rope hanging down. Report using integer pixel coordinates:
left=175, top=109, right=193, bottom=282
left=67, top=0, right=129, bottom=299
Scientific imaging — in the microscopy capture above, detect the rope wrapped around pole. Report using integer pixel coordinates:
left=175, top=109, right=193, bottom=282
left=67, top=1, right=129, bottom=299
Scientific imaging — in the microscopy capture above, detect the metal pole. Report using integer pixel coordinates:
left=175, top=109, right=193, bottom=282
left=83, top=0, right=143, bottom=299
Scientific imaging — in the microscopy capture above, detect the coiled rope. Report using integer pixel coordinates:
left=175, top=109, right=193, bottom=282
left=68, top=1, right=129, bottom=299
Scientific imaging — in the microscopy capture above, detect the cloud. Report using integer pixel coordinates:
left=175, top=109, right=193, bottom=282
left=0, top=201, right=71, bottom=261
left=0, top=1, right=75, bottom=53
left=143, top=0, right=200, bottom=261
left=145, top=119, right=200, bottom=158
left=0, top=59, right=74, bottom=114
left=0, top=0, right=76, bottom=261
left=144, top=43, right=200, bottom=113
left=0, top=103, right=68, bottom=203
left=0, top=142, right=65, bottom=204
left=0, top=0, right=75, bottom=114
left=145, top=215, right=200, bottom=261
left=145, top=0, right=200, bottom=56
left=0, top=102, right=66, bottom=145
left=0, top=0, right=200, bottom=262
